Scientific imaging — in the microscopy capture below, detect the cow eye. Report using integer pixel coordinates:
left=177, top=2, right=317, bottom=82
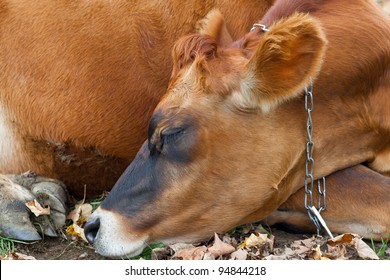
left=160, top=126, right=196, bottom=162
left=161, top=127, right=185, bottom=145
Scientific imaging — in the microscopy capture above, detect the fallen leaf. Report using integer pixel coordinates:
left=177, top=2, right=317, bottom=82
left=324, top=244, right=349, bottom=260
left=238, top=233, right=268, bottom=249
left=312, top=245, right=322, bottom=260
left=328, top=233, right=379, bottom=260
left=169, top=243, right=194, bottom=253
left=311, top=244, right=330, bottom=260
left=291, top=237, right=315, bottom=255
left=174, top=246, right=207, bottom=260
left=67, top=202, right=93, bottom=224
left=208, top=233, right=235, bottom=257
left=264, top=247, right=295, bottom=260
left=263, top=255, right=288, bottom=260
left=203, top=252, right=215, bottom=260
left=77, top=253, right=88, bottom=259
left=327, top=233, right=356, bottom=246
left=230, top=249, right=248, bottom=260
left=151, top=248, right=171, bottom=260
left=66, top=223, right=88, bottom=243
left=354, top=238, right=379, bottom=260
left=25, top=199, right=50, bottom=216
left=2, top=252, right=36, bottom=260
left=301, top=236, right=318, bottom=248
left=222, top=235, right=237, bottom=247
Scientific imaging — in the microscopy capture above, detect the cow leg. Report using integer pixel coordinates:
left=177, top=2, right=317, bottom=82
left=369, top=147, right=390, bottom=177
left=0, top=172, right=67, bottom=241
left=263, top=164, right=390, bottom=240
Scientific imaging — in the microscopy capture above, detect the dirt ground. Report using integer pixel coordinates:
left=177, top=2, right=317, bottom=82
left=12, top=227, right=298, bottom=260
left=3, top=0, right=390, bottom=262
left=10, top=225, right=389, bottom=260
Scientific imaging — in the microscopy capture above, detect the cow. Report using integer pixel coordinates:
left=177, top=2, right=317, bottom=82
left=84, top=0, right=390, bottom=258
left=0, top=0, right=274, bottom=240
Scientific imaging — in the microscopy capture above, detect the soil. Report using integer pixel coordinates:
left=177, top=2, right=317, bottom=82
left=11, top=228, right=309, bottom=260
left=10, top=226, right=387, bottom=260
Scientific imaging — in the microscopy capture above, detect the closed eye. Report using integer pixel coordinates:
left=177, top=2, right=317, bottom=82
left=161, top=127, right=185, bottom=145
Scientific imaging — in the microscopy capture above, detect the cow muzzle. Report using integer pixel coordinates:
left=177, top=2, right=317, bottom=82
left=84, top=208, right=148, bottom=258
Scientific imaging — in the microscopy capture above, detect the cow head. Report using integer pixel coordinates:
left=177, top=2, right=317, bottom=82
left=84, top=12, right=327, bottom=257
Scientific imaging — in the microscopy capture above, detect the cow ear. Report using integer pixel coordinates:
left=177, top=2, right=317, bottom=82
left=239, top=13, right=327, bottom=112
left=196, top=9, right=233, bottom=47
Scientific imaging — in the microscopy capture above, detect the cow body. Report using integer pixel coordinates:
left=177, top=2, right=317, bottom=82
left=0, top=0, right=272, bottom=197
left=1, top=0, right=389, bottom=257
left=84, top=0, right=390, bottom=257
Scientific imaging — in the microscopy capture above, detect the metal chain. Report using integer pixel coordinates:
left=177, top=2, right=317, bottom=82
left=250, top=23, right=269, bottom=32
left=249, top=23, right=333, bottom=238
left=304, top=81, right=333, bottom=238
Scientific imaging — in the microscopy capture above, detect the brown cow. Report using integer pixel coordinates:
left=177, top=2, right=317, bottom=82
left=0, top=0, right=273, bottom=240
left=84, top=0, right=390, bottom=257
left=0, top=0, right=272, bottom=197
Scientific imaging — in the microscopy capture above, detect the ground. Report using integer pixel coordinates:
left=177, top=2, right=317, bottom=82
left=8, top=224, right=389, bottom=260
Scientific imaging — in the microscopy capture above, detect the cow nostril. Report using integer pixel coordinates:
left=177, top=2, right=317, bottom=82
left=84, top=217, right=100, bottom=245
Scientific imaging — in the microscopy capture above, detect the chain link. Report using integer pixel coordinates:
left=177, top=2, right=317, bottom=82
left=248, top=23, right=332, bottom=238
left=304, top=82, right=333, bottom=238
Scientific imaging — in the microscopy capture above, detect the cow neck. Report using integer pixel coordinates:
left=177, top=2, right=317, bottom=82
left=248, top=23, right=327, bottom=215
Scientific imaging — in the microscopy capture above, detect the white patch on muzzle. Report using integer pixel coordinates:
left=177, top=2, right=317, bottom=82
left=89, top=208, right=148, bottom=258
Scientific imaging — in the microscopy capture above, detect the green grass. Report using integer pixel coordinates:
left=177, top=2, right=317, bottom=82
left=257, top=225, right=272, bottom=236
left=130, top=243, right=166, bottom=260
left=0, top=236, right=15, bottom=257
left=0, top=236, right=32, bottom=258
left=89, top=192, right=109, bottom=211
left=371, top=233, right=390, bottom=260
left=228, top=223, right=272, bottom=238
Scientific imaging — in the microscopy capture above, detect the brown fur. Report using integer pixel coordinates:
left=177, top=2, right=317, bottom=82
left=266, top=165, right=390, bottom=240
left=86, top=0, right=390, bottom=257
left=0, top=0, right=273, bottom=196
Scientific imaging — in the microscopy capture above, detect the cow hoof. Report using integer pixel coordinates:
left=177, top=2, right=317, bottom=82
left=0, top=172, right=68, bottom=241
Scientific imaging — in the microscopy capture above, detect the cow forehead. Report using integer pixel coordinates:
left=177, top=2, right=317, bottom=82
left=168, top=50, right=247, bottom=104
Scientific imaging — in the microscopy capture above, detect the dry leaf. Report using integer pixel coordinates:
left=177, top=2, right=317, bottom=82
left=301, top=236, right=318, bottom=247
left=354, top=238, right=379, bottom=260
left=263, top=255, right=288, bottom=260
left=151, top=248, right=171, bottom=260
left=66, top=223, right=88, bottom=243
left=2, top=252, right=36, bottom=260
left=238, top=233, right=268, bottom=249
left=327, top=233, right=355, bottom=246
left=230, top=249, right=248, bottom=260
left=325, top=244, right=348, bottom=260
left=328, top=233, right=379, bottom=260
left=203, top=252, right=215, bottom=260
left=264, top=247, right=295, bottom=260
left=312, top=245, right=322, bottom=260
left=67, top=202, right=93, bottom=224
left=25, top=199, right=50, bottom=216
left=311, top=245, right=330, bottom=260
left=174, top=246, right=207, bottom=260
left=169, top=243, right=194, bottom=253
left=208, top=233, right=235, bottom=257
left=291, top=238, right=314, bottom=255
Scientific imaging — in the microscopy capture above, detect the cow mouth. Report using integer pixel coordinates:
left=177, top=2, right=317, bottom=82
left=84, top=208, right=149, bottom=258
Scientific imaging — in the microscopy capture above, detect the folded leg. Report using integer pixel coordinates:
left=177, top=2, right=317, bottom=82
left=264, top=164, right=390, bottom=240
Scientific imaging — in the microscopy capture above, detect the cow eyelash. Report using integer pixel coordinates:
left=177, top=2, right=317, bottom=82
left=161, top=128, right=185, bottom=143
